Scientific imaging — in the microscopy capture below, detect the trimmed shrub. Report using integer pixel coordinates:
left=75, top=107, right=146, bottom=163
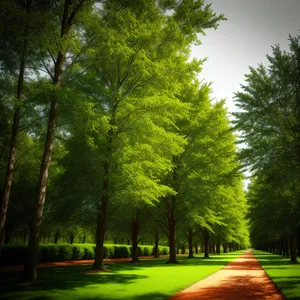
left=72, top=244, right=85, bottom=260
left=82, top=245, right=94, bottom=259
left=161, top=247, right=169, bottom=255
left=57, top=244, right=73, bottom=261
left=104, top=245, right=114, bottom=258
left=113, top=245, right=130, bottom=258
left=141, top=246, right=152, bottom=256
left=39, top=244, right=59, bottom=262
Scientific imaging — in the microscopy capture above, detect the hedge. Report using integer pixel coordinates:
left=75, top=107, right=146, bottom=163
left=0, top=243, right=170, bottom=266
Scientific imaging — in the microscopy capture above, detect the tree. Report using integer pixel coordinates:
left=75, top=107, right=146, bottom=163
left=22, top=0, right=94, bottom=282
left=233, top=34, right=300, bottom=263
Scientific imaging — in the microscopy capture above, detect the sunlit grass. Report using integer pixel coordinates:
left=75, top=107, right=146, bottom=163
left=254, top=250, right=300, bottom=300
left=0, top=251, right=244, bottom=300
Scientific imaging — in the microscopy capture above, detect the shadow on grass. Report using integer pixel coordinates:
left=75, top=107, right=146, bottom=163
left=254, top=251, right=300, bottom=299
left=0, top=252, right=243, bottom=300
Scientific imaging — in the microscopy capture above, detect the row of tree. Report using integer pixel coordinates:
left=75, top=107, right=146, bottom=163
left=0, top=0, right=249, bottom=282
left=234, top=33, right=300, bottom=263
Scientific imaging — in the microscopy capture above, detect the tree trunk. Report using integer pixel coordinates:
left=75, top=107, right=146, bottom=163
left=153, top=238, right=159, bottom=258
left=212, top=243, right=216, bottom=254
left=21, top=0, right=83, bottom=282
left=281, top=238, right=286, bottom=257
left=0, top=11, right=29, bottom=253
left=54, top=231, right=60, bottom=244
left=131, top=213, right=140, bottom=263
left=297, top=231, right=300, bottom=257
left=194, top=241, right=198, bottom=254
left=202, top=228, right=209, bottom=258
left=228, top=243, right=232, bottom=252
left=22, top=96, right=58, bottom=282
left=188, top=229, right=194, bottom=258
left=289, top=235, right=298, bottom=264
left=167, top=195, right=177, bottom=263
left=285, top=237, right=290, bottom=258
left=216, top=243, right=221, bottom=254
left=69, top=232, right=75, bottom=244
left=153, top=226, right=160, bottom=258
left=223, top=242, right=227, bottom=253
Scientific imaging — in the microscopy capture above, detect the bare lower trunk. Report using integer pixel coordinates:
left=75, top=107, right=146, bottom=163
left=290, top=235, right=298, bottom=264
left=22, top=98, right=58, bottom=282
left=202, top=228, right=209, bottom=258
left=0, top=109, right=20, bottom=253
left=0, top=15, right=28, bottom=253
left=194, top=241, right=198, bottom=254
left=93, top=162, right=109, bottom=271
left=188, top=229, right=194, bottom=258
left=216, top=243, right=220, bottom=254
left=285, top=237, right=290, bottom=258
left=167, top=195, right=177, bottom=263
left=131, top=214, right=140, bottom=263
left=223, top=242, right=227, bottom=253
left=153, top=226, right=160, bottom=258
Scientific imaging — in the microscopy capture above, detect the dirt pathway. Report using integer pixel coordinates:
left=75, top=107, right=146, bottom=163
left=0, top=254, right=187, bottom=272
left=168, top=250, right=285, bottom=300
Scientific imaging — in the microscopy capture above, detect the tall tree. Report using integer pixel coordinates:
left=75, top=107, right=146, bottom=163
left=22, top=0, right=93, bottom=282
left=234, top=34, right=300, bottom=263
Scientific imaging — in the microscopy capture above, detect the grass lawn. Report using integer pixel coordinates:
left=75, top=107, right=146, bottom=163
left=254, top=250, right=300, bottom=300
left=0, top=251, right=244, bottom=300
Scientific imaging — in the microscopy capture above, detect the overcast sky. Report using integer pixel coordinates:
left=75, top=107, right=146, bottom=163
left=191, top=0, right=300, bottom=114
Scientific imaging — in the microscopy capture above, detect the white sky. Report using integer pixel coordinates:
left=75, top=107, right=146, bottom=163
left=191, top=0, right=300, bottom=114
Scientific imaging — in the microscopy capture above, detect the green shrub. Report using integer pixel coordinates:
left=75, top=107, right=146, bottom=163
left=161, top=247, right=169, bottom=255
left=82, top=245, right=94, bottom=259
left=142, top=246, right=152, bottom=256
left=72, top=244, right=85, bottom=260
left=39, top=244, right=58, bottom=262
left=113, top=245, right=130, bottom=258
left=104, top=245, right=114, bottom=258
left=57, top=244, right=73, bottom=261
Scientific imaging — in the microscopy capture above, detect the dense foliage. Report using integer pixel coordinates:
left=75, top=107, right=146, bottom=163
left=234, top=34, right=300, bottom=263
left=0, top=0, right=249, bottom=281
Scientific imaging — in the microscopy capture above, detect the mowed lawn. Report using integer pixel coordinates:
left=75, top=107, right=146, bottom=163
left=254, top=250, right=300, bottom=300
left=0, top=251, right=244, bottom=300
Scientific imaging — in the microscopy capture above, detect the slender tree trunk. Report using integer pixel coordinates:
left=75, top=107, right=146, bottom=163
left=187, top=229, right=194, bottom=258
left=223, top=242, right=227, bottom=253
left=153, top=238, right=159, bottom=258
left=216, top=243, right=221, bottom=254
left=167, top=195, right=177, bottom=263
left=22, top=96, right=59, bottom=282
left=297, top=231, right=300, bottom=257
left=194, top=241, right=198, bottom=254
left=228, top=243, right=232, bottom=252
left=131, top=213, right=140, bottom=263
left=21, top=0, right=84, bottom=282
left=153, top=226, right=160, bottom=258
left=0, top=15, right=29, bottom=254
left=202, top=228, right=209, bottom=258
left=54, top=231, right=60, bottom=244
left=290, top=235, right=298, bottom=264
left=281, top=238, right=286, bottom=257
left=285, top=237, right=290, bottom=258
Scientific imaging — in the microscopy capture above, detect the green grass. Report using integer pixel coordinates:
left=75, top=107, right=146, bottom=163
left=0, top=251, right=244, bottom=300
left=254, top=250, right=300, bottom=300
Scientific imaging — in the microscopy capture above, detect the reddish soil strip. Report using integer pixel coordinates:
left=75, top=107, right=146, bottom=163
left=168, top=250, right=285, bottom=300
left=0, top=254, right=187, bottom=272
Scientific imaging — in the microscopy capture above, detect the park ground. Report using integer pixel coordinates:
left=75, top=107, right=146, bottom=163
left=0, top=250, right=299, bottom=299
